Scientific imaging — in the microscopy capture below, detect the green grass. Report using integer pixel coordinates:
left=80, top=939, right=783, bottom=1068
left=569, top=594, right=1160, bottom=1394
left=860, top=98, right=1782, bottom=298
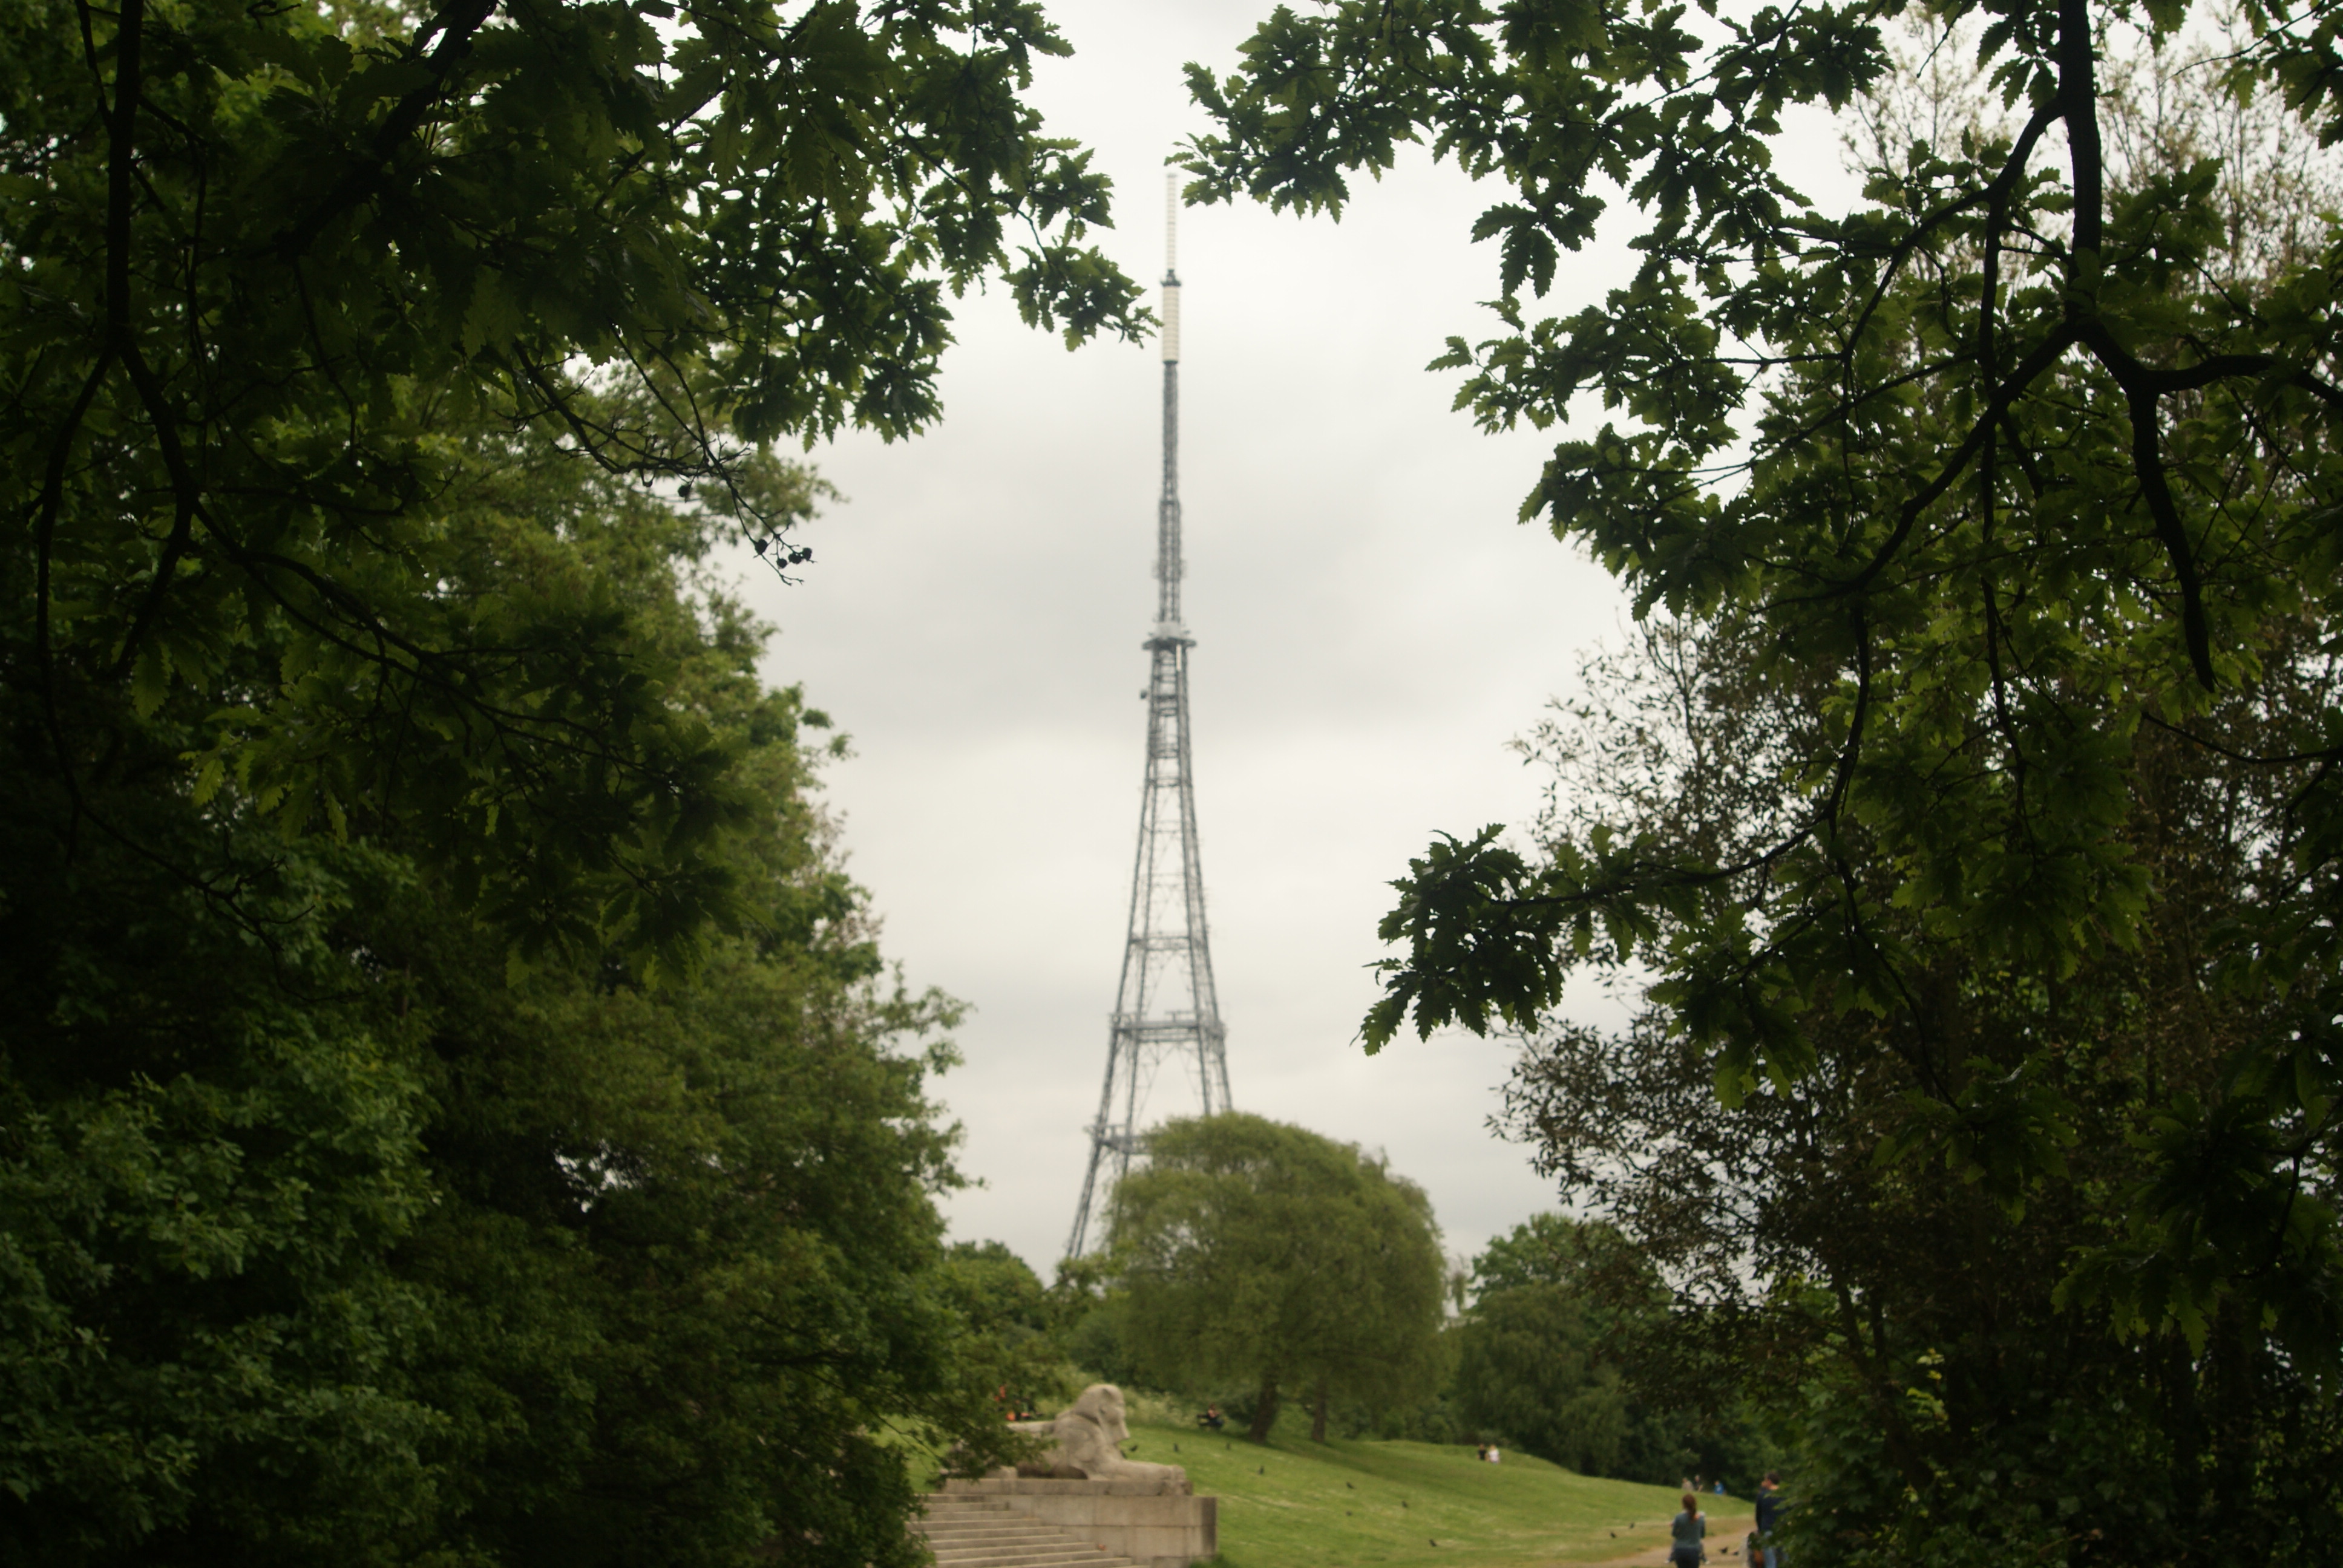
left=1120, top=1422, right=1754, bottom=1568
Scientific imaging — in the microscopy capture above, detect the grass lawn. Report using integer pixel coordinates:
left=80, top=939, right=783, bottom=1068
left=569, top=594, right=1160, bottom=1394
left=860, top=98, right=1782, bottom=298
left=1120, top=1422, right=1754, bottom=1568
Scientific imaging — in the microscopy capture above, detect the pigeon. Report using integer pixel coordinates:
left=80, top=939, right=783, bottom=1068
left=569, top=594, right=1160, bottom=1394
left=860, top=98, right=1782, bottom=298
left=1429, top=1540, right=1438, bottom=1547
left=1346, top=1483, right=1354, bottom=1489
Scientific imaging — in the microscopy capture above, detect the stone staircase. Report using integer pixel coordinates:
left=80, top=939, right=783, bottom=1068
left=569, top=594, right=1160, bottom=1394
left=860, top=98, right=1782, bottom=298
left=913, top=1492, right=1138, bottom=1568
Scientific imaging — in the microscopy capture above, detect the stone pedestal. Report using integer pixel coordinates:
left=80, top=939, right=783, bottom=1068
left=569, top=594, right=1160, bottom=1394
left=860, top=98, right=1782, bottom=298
left=938, top=1477, right=1217, bottom=1568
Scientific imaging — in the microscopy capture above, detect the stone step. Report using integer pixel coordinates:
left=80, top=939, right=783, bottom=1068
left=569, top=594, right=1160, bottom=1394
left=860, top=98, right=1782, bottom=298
left=926, top=1544, right=1133, bottom=1568
left=922, top=1532, right=1099, bottom=1551
left=914, top=1500, right=1026, bottom=1518
left=925, top=1541, right=1123, bottom=1551
left=913, top=1485, right=1202, bottom=1568
left=920, top=1530, right=1133, bottom=1560
left=918, top=1500, right=1021, bottom=1518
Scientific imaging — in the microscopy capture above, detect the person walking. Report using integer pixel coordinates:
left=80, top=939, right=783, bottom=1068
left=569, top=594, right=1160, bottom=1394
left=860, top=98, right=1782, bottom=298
left=1754, top=1472, right=1784, bottom=1568
left=1670, top=1492, right=1707, bottom=1568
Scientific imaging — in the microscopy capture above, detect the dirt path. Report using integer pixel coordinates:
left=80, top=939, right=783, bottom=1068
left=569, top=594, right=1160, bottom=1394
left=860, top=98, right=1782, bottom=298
left=1590, top=1506, right=1757, bottom=1568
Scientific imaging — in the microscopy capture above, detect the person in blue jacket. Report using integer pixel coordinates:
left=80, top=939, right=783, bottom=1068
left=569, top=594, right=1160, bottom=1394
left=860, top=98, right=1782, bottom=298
left=1754, top=1472, right=1785, bottom=1568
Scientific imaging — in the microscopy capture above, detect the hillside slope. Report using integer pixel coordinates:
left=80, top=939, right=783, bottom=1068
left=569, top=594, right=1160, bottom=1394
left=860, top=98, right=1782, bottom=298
left=1120, top=1423, right=1755, bottom=1568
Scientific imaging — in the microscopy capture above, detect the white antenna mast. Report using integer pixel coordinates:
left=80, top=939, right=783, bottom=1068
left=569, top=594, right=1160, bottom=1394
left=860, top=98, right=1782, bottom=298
left=1161, top=172, right=1181, bottom=365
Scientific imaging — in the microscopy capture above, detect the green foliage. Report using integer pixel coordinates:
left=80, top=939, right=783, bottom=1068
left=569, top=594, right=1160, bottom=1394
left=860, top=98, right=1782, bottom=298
left=1449, top=1216, right=1763, bottom=1487
left=941, top=1241, right=1088, bottom=1423
left=1455, top=1284, right=1630, bottom=1477
left=5, top=0, right=1146, bottom=976
left=945, top=1242, right=1054, bottom=1352
left=1108, top=1114, right=1447, bottom=1442
left=1496, top=604, right=2343, bottom=1563
left=1467, top=1210, right=1602, bottom=1298
left=0, top=839, right=444, bottom=1562
left=1187, top=0, right=2343, bottom=1375
left=0, top=450, right=1029, bottom=1563
left=1454, top=1217, right=1632, bottom=1474
left=4, top=3, right=1146, bottom=1555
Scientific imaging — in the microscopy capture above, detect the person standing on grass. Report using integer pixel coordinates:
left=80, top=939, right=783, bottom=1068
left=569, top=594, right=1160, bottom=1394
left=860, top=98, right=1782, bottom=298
left=1670, top=1492, right=1707, bottom=1568
left=1754, top=1472, right=1784, bottom=1568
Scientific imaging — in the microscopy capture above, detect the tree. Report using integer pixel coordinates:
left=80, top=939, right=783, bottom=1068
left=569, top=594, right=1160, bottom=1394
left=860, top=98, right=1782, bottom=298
left=940, top=1241, right=1085, bottom=1422
left=1184, top=0, right=2343, bottom=1370
left=1108, top=1114, right=1447, bottom=1443
left=6, top=0, right=1148, bottom=976
left=5, top=2, right=1149, bottom=1558
left=1453, top=1218, right=1631, bottom=1476
left=1450, top=1214, right=1751, bottom=1485
left=1496, top=601, right=2343, bottom=1563
left=0, top=444, right=1026, bottom=1566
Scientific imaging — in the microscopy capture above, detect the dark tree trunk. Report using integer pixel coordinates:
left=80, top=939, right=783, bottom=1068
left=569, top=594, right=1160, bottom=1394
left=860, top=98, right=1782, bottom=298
left=1246, top=1374, right=1280, bottom=1443
left=1311, top=1382, right=1329, bottom=1443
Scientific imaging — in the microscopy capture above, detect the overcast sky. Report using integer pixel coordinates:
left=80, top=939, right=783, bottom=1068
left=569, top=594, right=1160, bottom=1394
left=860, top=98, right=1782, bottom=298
left=726, top=0, right=1854, bottom=1277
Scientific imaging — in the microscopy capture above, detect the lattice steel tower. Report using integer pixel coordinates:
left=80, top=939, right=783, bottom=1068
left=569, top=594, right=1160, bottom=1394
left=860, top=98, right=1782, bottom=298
left=1064, top=180, right=1233, bottom=1258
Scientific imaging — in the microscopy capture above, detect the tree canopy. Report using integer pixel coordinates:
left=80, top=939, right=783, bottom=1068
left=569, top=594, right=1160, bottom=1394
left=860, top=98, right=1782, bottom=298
left=3, top=0, right=1149, bottom=1558
left=1109, top=1114, right=1448, bottom=1443
left=8, top=0, right=1146, bottom=974
left=1449, top=1214, right=1758, bottom=1485
left=1500, top=604, right=2343, bottom=1562
left=3, top=446, right=1039, bottom=1564
left=1451, top=1216, right=1631, bottom=1478
left=1185, top=0, right=2343, bottom=1368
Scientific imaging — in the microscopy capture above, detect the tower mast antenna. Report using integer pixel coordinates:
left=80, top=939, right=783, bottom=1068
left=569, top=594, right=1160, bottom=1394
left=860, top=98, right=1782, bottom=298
left=1066, top=175, right=1232, bottom=1258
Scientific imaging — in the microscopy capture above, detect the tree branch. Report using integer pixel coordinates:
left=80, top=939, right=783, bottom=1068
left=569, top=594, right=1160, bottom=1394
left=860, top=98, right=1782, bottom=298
left=1818, top=323, right=2082, bottom=603
left=270, top=0, right=503, bottom=261
left=1978, top=104, right=2062, bottom=382
left=2058, top=0, right=2103, bottom=266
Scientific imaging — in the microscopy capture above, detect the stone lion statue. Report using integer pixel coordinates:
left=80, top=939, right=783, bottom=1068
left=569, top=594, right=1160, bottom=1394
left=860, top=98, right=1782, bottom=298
left=1008, top=1383, right=1188, bottom=1493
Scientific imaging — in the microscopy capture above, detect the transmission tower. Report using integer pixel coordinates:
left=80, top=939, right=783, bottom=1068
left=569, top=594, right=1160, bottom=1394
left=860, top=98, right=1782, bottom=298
left=1064, top=178, right=1233, bottom=1258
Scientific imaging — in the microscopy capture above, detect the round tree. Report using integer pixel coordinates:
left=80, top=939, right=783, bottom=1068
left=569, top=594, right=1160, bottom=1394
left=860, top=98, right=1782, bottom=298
left=1108, top=1114, right=1446, bottom=1443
